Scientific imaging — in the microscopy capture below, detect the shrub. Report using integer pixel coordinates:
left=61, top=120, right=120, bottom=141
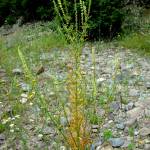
left=121, top=5, right=144, bottom=34
left=88, top=0, right=125, bottom=40
left=0, top=0, right=54, bottom=25
left=5, top=15, right=16, bottom=25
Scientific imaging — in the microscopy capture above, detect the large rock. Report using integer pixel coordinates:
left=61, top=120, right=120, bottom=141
left=109, top=138, right=125, bottom=148
left=126, top=107, right=144, bottom=126
left=135, top=98, right=150, bottom=109
left=139, top=127, right=150, bottom=137
left=145, top=144, right=150, bottom=150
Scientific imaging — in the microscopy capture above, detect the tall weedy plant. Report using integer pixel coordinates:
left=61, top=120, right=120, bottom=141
left=52, top=0, right=92, bottom=149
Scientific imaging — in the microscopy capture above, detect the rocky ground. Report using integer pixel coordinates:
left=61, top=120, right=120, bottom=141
left=0, top=24, right=150, bottom=150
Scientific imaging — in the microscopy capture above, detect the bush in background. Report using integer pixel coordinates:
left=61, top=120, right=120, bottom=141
left=88, top=0, right=125, bottom=40
left=0, top=0, right=54, bottom=25
left=0, top=0, right=149, bottom=40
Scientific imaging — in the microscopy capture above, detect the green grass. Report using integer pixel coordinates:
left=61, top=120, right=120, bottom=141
left=118, top=8, right=150, bottom=56
left=0, top=22, right=67, bottom=72
left=118, top=33, right=150, bottom=55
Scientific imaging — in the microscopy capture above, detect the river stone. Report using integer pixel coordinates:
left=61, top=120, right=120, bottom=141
left=97, top=108, right=105, bottom=117
left=116, top=123, right=125, bottom=130
left=145, top=109, right=150, bottom=117
left=145, top=82, right=150, bottom=89
left=0, top=69, right=6, bottom=77
left=145, top=144, right=150, bottom=150
left=135, top=98, right=150, bottom=109
left=134, top=130, right=139, bottom=136
left=125, top=102, right=134, bottom=111
left=0, top=134, right=5, bottom=145
left=99, top=145, right=113, bottom=150
left=129, top=89, right=140, bottom=97
left=97, top=78, right=105, bottom=86
left=127, top=107, right=144, bottom=122
left=60, top=117, right=68, bottom=126
left=92, top=125, right=99, bottom=129
left=109, top=138, right=125, bottom=148
left=12, top=68, right=23, bottom=75
left=91, top=140, right=103, bottom=150
left=40, top=53, right=52, bottom=61
left=139, top=127, right=150, bottom=137
left=42, top=127, right=55, bottom=135
left=121, top=137, right=131, bottom=148
left=139, top=119, right=150, bottom=128
left=20, top=83, right=30, bottom=92
left=110, top=101, right=120, bottom=111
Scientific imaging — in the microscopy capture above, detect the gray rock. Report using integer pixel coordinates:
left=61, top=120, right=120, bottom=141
left=125, top=102, right=134, bottom=111
left=42, top=127, right=55, bottom=135
left=92, top=125, right=99, bottom=129
left=129, top=89, right=140, bottom=97
left=146, top=83, right=150, bottom=90
left=12, top=68, right=23, bottom=75
left=108, top=113, right=115, bottom=120
left=20, top=83, right=30, bottom=92
left=0, top=69, right=6, bottom=77
left=135, top=98, right=150, bottom=109
left=139, top=127, right=150, bottom=137
left=110, top=101, right=120, bottom=112
left=121, top=137, right=131, bottom=148
left=145, top=144, right=150, bottom=150
left=40, top=53, right=52, bottom=61
left=97, top=78, right=105, bottom=86
left=139, top=119, right=150, bottom=128
left=92, top=129, right=98, bottom=133
left=91, top=140, right=103, bottom=150
left=60, top=117, right=68, bottom=126
left=126, top=64, right=134, bottom=69
left=116, top=123, right=125, bottom=130
left=97, top=108, right=105, bottom=117
left=125, top=118, right=137, bottom=127
left=109, top=138, right=125, bottom=148
left=145, top=109, right=150, bottom=117
left=0, top=134, right=5, bottom=145
left=116, top=71, right=129, bottom=83
left=126, top=107, right=144, bottom=126
left=134, top=130, right=139, bottom=136
left=100, top=145, right=113, bottom=150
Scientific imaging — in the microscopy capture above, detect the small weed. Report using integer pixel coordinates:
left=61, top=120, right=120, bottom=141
left=88, top=112, right=101, bottom=125
left=119, top=33, right=150, bottom=55
left=128, top=142, right=135, bottom=150
left=128, top=127, right=134, bottom=137
left=0, top=124, right=6, bottom=133
left=103, top=129, right=113, bottom=141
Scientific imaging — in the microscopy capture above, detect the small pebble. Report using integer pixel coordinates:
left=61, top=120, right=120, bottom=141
left=116, top=123, right=125, bottom=130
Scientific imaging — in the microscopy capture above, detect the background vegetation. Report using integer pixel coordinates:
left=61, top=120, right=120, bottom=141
left=0, top=0, right=149, bottom=39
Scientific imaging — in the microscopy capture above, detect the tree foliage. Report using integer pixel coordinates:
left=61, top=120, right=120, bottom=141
left=0, top=0, right=149, bottom=39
